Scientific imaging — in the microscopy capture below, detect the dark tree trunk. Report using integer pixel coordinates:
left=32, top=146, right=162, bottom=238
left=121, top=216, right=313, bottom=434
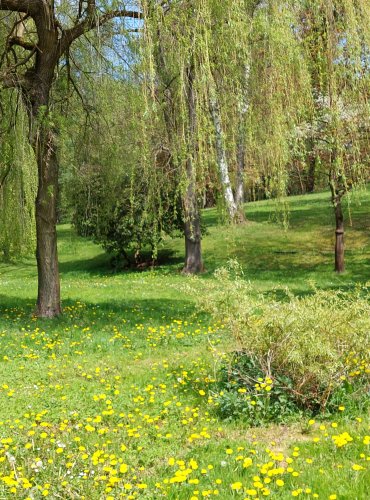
left=183, top=184, right=203, bottom=274
left=0, top=0, right=141, bottom=317
left=330, top=176, right=345, bottom=274
left=306, top=154, right=316, bottom=193
left=334, top=198, right=344, bottom=273
left=34, top=125, right=61, bottom=316
left=152, top=37, right=203, bottom=273
left=183, top=65, right=203, bottom=274
left=22, top=26, right=62, bottom=317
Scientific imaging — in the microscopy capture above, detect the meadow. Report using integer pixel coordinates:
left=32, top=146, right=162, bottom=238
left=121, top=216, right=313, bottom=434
left=0, top=189, right=369, bottom=499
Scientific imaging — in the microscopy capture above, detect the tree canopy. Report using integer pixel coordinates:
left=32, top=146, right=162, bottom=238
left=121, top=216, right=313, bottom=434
left=0, top=0, right=369, bottom=315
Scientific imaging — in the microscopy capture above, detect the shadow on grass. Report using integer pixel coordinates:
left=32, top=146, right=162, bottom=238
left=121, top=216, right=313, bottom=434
left=0, top=294, right=201, bottom=331
left=58, top=248, right=184, bottom=276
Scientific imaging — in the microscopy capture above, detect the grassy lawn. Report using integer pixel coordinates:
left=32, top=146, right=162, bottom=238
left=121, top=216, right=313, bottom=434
left=0, top=189, right=369, bottom=499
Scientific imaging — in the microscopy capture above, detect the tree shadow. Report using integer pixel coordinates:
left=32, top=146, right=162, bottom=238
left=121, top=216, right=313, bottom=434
left=58, top=248, right=184, bottom=276
left=0, top=294, right=201, bottom=331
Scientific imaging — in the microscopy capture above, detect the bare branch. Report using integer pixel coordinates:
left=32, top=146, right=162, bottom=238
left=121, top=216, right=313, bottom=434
left=0, top=0, right=40, bottom=15
left=61, top=8, right=141, bottom=53
left=9, top=36, right=36, bottom=51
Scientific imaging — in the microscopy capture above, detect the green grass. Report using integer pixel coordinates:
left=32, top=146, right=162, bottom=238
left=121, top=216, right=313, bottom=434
left=0, top=189, right=369, bottom=499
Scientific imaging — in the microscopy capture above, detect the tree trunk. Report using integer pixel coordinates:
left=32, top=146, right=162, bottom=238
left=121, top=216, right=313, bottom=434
left=183, top=179, right=203, bottom=274
left=24, top=60, right=62, bottom=316
left=306, top=153, right=316, bottom=193
left=209, top=94, right=237, bottom=222
left=235, top=138, right=245, bottom=208
left=330, top=177, right=345, bottom=274
left=183, top=65, right=203, bottom=274
left=0, top=0, right=141, bottom=317
left=334, top=198, right=344, bottom=273
left=34, top=124, right=61, bottom=316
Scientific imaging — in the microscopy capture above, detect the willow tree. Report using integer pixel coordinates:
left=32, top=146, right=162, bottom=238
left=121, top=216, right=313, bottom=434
left=205, top=0, right=255, bottom=220
left=0, top=93, right=37, bottom=259
left=300, top=0, right=369, bottom=273
left=143, top=0, right=208, bottom=273
left=143, top=0, right=255, bottom=274
left=0, top=1, right=140, bottom=316
left=246, top=1, right=312, bottom=216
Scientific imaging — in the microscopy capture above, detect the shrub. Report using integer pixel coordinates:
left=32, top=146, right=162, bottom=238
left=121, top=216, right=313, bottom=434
left=215, top=351, right=301, bottom=424
left=200, top=262, right=370, bottom=415
left=70, top=163, right=182, bottom=267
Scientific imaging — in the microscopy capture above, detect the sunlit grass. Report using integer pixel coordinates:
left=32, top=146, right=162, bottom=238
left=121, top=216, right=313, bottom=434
left=0, top=189, right=369, bottom=498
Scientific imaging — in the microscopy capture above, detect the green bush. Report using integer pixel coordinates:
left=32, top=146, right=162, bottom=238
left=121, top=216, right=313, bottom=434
left=71, top=163, right=182, bottom=267
left=200, top=261, right=370, bottom=416
left=215, top=351, right=301, bottom=424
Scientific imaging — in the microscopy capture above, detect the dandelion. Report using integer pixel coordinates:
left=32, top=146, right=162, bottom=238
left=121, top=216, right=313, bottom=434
left=352, top=464, right=364, bottom=471
left=231, top=482, right=243, bottom=490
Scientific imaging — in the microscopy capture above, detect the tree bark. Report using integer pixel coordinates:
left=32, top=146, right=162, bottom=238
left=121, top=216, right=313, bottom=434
left=34, top=124, right=61, bottom=316
left=235, top=138, right=245, bottom=208
left=183, top=175, right=203, bottom=274
left=330, top=178, right=345, bottom=274
left=183, top=65, right=203, bottom=274
left=22, top=11, right=62, bottom=317
left=209, top=93, right=237, bottom=222
left=334, top=197, right=345, bottom=273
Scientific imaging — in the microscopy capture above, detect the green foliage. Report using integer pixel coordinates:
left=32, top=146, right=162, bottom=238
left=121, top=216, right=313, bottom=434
left=0, top=94, right=37, bottom=260
left=71, top=161, right=182, bottom=266
left=247, top=1, right=313, bottom=200
left=299, top=0, right=370, bottom=197
left=198, top=261, right=370, bottom=413
left=144, top=0, right=314, bottom=209
left=61, top=78, right=183, bottom=266
left=215, top=351, right=301, bottom=425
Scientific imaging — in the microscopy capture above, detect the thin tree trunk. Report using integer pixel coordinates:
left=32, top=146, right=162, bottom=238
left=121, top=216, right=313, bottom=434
left=235, top=65, right=250, bottom=217
left=296, top=162, right=305, bottom=194
left=235, top=137, right=245, bottom=207
left=334, top=197, right=345, bottom=273
left=209, top=93, right=237, bottom=222
left=306, top=154, right=316, bottom=193
left=330, top=179, right=345, bottom=274
left=183, top=65, right=203, bottom=274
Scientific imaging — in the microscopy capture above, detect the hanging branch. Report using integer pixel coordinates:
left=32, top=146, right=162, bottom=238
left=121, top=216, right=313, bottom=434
left=0, top=164, right=11, bottom=191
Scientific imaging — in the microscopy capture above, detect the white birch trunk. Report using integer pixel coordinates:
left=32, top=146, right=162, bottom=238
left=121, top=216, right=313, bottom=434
left=235, top=65, right=250, bottom=209
left=209, top=93, right=237, bottom=221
